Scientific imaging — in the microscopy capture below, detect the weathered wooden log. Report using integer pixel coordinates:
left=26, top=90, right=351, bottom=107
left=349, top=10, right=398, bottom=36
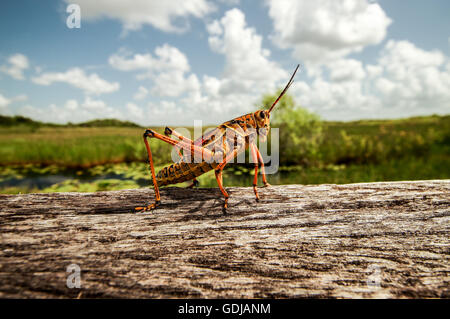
left=0, top=181, right=449, bottom=299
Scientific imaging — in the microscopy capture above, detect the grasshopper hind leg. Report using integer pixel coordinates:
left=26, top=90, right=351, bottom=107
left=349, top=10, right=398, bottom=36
left=214, top=149, right=239, bottom=211
left=136, top=128, right=215, bottom=213
left=215, top=169, right=229, bottom=211
left=135, top=129, right=161, bottom=213
left=135, top=200, right=161, bottom=212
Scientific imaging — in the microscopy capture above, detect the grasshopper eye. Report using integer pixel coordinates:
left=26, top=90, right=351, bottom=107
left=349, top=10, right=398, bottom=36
left=259, top=111, right=265, bottom=119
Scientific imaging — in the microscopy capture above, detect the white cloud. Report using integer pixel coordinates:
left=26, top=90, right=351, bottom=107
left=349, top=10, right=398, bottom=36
left=109, top=44, right=190, bottom=74
left=108, top=8, right=293, bottom=125
left=290, top=40, right=450, bottom=120
left=152, top=72, right=200, bottom=97
left=81, top=96, right=107, bottom=110
left=266, top=0, right=392, bottom=63
left=152, top=7, right=290, bottom=124
left=206, top=8, right=287, bottom=96
left=327, top=59, right=366, bottom=82
left=292, top=74, right=379, bottom=114
left=12, top=94, right=28, bottom=102
left=15, top=97, right=124, bottom=124
left=366, top=64, right=383, bottom=78
left=65, top=0, right=215, bottom=33
left=0, top=93, right=28, bottom=115
left=65, top=99, right=78, bottom=111
left=110, top=44, right=198, bottom=97
left=0, top=93, right=11, bottom=114
left=374, top=40, right=450, bottom=111
left=126, top=102, right=145, bottom=121
left=31, top=67, right=120, bottom=95
left=0, top=53, right=29, bottom=80
left=206, top=20, right=222, bottom=35
left=202, top=75, right=222, bottom=97
left=133, top=86, right=149, bottom=100
left=108, top=52, right=154, bottom=72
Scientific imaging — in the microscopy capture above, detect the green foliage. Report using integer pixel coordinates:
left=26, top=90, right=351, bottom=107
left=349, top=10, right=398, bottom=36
left=0, top=127, right=172, bottom=167
left=259, top=91, right=323, bottom=165
left=0, top=115, right=58, bottom=128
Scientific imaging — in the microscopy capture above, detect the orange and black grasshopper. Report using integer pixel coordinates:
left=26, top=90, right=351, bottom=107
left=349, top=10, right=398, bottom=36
left=135, top=65, right=299, bottom=212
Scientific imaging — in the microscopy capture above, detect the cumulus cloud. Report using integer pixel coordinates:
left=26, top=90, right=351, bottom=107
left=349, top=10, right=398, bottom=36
left=109, top=44, right=190, bottom=74
left=0, top=53, right=29, bottom=80
left=133, top=86, right=149, bottom=100
left=266, top=0, right=392, bottom=63
left=31, top=67, right=120, bottom=95
left=125, top=102, right=145, bottom=122
left=108, top=8, right=293, bottom=125
left=15, top=97, right=124, bottom=124
left=207, top=8, right=288, bottom=96
left=292, top=75, right=379, bottom=114
left=152, top=72, right=200, bottom=97
left=327, top=59, right=366, bottom=82
left=81, top=96, right=108, bottom=110
left=65, top=0, right=215, bottom=33
left=128, top=8, right=291, bottom=125
left=0, top=93, right=11, bottom=114
left=109, top=44, right=199, bottom=97
left=289, top=40, right=450, bottom=120
left=0, top=93, right=29, bottom=115
left=147, top=7, right=291, bottom=124
left=262, top=0, right=450, bottom=120
left=108, top=52, right=155, bottom=71
left=374, top=40, right=450, bottom=111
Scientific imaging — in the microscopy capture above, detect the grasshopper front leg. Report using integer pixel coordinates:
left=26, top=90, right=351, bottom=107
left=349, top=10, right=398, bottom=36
left=249, top=143, right=260, bottom=201
left=254, top=144, right=271, bottom=187
left=214, top=149, right=239, bottom=210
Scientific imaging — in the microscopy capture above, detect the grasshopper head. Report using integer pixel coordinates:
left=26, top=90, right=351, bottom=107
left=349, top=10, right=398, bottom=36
left=253, top=65, right=300, bottom=142
left=254, top=110, right=270, bottom=141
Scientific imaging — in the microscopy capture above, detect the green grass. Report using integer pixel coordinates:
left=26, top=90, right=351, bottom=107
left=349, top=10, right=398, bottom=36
left=0, top=125, right=211, bottom=167
left=319, top=115, right=449, bottom=166
left=0, top=126, right=157, bottom=167
left=1, top=115, right=448, bottom=168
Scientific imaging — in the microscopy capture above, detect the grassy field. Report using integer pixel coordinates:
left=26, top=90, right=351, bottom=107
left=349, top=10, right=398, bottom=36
left=321, top=115, right=449, bottom=165
left=0, top=115, right=448, bottom=194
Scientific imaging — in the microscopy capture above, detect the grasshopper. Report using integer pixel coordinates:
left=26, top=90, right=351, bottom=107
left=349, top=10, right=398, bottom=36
left=135, top=65, right=300, bottom=212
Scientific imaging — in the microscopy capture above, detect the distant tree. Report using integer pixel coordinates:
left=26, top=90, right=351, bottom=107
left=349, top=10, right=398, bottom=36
left=258, top=91, right=323, bottom=166
left=0, top=115, right=42, bottom=127
left=77, top=119, right=141, bottom=128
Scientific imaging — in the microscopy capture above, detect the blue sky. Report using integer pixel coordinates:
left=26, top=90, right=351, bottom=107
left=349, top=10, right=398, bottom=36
left=0, top=0, right=449, bottom=125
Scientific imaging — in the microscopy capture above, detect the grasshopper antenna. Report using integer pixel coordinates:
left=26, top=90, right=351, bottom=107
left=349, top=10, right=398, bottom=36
left=268, top=64, right=300, bottom=114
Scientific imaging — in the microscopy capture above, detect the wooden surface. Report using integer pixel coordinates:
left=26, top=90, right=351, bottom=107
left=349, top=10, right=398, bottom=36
left=0, top=180, right=449, bottom=299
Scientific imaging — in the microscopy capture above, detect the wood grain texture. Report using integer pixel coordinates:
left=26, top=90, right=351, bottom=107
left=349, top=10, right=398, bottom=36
left=0, top=180, right=449, bottom=299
